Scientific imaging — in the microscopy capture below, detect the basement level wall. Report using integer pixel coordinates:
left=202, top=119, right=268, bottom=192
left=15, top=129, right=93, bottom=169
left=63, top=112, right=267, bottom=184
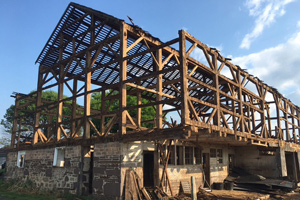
left=235, top=146, right=281, bottom=178
left=92, top=142, right=122, bottom=200
left=5, top=146, right=81, bottom=194
left=120, top=141, right=233, bottom=196
left=5, top=143, right=123, bottom=200
left=120, top=141, right=157, bottom=197
left=162, top=144, right=232, bottom=195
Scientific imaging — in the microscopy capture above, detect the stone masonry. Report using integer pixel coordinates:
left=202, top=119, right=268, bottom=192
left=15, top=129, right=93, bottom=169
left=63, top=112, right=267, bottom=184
left=92, top=142, right=122, bottom=199
left=5, top=145, right=81, bottom=194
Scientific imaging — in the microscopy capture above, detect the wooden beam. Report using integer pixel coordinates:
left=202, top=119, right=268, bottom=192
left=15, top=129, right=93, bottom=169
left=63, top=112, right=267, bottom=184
left=179, top=30, right=189, bottom=125
left=212, top=52, right=221, bottom=128
left=119, top=22, right=127, bottom=135
left=84, top=51, right=92, bottom=139
left=156, top=48, right=163, bottom=129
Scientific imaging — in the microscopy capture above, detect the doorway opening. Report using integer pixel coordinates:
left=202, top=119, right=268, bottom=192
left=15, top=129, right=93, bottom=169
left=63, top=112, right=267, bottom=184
left=202, top=153, right=210, bottom=187
left=285, top=152, right=300, bottom=181
left=228, top=154, right=235, bottom=174
left=143, top=151, right=154, bottom=187
left=88, top=145, right=94, bottom=194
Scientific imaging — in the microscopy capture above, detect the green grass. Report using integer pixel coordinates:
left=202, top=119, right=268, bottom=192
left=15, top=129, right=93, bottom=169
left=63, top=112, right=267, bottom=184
left=0, top=179, right=95, bottom=200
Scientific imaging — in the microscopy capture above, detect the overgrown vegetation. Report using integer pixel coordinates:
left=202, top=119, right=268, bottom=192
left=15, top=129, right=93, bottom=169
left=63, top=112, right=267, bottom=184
left=0, top=178, right=95, bottom=200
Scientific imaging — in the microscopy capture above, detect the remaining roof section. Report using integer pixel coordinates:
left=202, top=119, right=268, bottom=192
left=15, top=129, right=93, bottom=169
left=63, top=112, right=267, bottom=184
left=36, top=2, right=123, bottom=66
left=35, top=2, right=183, bottom=102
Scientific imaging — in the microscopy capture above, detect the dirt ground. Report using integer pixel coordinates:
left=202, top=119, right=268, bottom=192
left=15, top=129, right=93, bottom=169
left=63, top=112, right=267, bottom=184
left=174, top=189, right=300, bottom=200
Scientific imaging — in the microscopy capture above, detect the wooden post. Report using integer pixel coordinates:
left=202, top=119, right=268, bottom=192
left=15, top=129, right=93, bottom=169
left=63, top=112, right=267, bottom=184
left=11, top=94, right=20, bottom=148
left=284, top=100, right=290, bottom=141
left=47, top=116, right=53, bottom=138
left=156, top=48, right=163, bottom=129
left=154, top=142, right=160, bottom=186
left=119, top=22, right=127, bottom=135
left=266, top=104, right=273, bottom=137
left=34, top=68, right=43, bottom=144
left=233, top=98, right=237, bottom=139
left=237, top=70, right=244, bottom=133
left=213, top=53, right=221, bottom=128
left=275, top=95, right=282, bottom=138
left=137, top=80, right=141, bottom=128
left=251, top=104, right=256, bottom=134
left=100, top=89, right=105, bottom=135
left=71, top=79, right=77, bottom=136
left=191, top=176, right=196, bottom=200
left=179, top=30, right=189, bottom=125
left=57, top=34, right=64, bottom=141
left=84, top=51, right=91, bottom=139
left=297, top=111, right=300, bottom=143
left=17, top=119, right=22, bottom=148
left=291, top=107, right=297, bottom=143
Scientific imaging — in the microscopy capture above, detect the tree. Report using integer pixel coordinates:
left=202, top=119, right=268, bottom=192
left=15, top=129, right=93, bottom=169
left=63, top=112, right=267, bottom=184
left=1, top=89, right=157, bottom=137
left=0, top=91, right=72, bottom=134
left=0, top=105, right=14, bottom=133
left=90, top=90, right=156, bottom=133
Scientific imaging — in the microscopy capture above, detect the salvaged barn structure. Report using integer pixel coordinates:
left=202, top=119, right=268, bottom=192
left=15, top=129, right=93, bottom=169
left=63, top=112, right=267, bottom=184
left=6, top=2, right=300, bottom=199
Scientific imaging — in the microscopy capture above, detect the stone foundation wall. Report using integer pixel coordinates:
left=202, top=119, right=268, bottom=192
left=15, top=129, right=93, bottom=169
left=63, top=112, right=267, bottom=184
left=162, top=165, right=203, bottom=195
left=93, top=142, right=122, bottom=199
left=5, top=145, right=82, bottom=194
left=235, top=146, right=280, bottom=178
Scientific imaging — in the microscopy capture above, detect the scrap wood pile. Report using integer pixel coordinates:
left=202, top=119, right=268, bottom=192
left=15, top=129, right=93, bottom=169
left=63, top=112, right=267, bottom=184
left=226, top=167, right=295, bottom=195
left=123, top=169, right=169, bottom=200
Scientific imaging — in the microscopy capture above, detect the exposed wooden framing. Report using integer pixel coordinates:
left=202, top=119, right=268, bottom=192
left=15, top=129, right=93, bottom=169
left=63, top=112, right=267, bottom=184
left=11, top=3, right=300, bottom=150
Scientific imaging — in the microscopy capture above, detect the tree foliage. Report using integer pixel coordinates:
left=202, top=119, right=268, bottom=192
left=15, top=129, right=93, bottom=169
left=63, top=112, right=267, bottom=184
left=1, top=90, right=157, bottom=136
left=0, top=91, right=72, bottom=134
left=90, top=91, right=156, bottom=133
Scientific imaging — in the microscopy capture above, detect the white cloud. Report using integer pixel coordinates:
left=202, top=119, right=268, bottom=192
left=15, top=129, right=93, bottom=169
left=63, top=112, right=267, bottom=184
left=233, top=30, right=300, bottom=105
left=240, top=0, right=294, bottom=49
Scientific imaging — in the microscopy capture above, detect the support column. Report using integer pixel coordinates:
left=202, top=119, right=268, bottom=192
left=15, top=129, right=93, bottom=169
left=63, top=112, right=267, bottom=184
left=154, top=143, right=160, bottom=186
left=119, top=22, right=127, bottom=135
left=260, top=84, right=267, bottom=138
left=237, top=70, right=244, bottom=133
left=284, top=100, right=290, bottom=141
left=179, top=30, right=189, bottom=125
left=17, top=119, right=22, bottom=148
left=84, top=51, right=91, bottom=139
left=275, top=94, right=282, bottom=138
left=213, top=53, right=221, bottom=129
left=71, top=79, right=77, bottom=136
left=47, top=116, right=53, bottom=138
left=278, top=148, right=287, bottom=177
left=156, top=48, right=163, bottom=129
left=33, top=68, right=43, bottom=144
left=137, top=80, right=141, bottom=128
left=11, top=94, right=20, bottom=148
left=57, top=36, right=64, bottom=141
left=100, top=89, right=105, bottom=135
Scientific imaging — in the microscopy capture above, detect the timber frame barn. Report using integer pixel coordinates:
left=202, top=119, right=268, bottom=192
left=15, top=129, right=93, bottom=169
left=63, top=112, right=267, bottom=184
left=6, top=2, right=300, bottom=199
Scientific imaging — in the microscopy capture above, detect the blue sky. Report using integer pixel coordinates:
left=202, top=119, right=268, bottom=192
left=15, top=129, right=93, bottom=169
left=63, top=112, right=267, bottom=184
left=1, top=0, right=300, bottom=135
